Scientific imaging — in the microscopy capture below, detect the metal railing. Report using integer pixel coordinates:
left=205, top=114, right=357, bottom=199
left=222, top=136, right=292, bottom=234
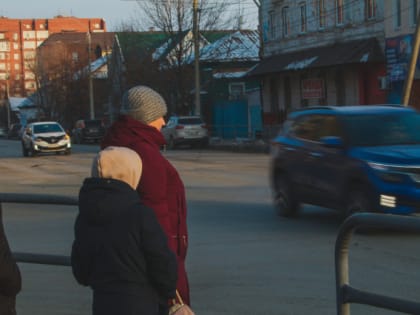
left=0, top=192, right=77, bottom=266
left=3, top=193, right=420, bottom=313
left=335, top=213, right=420, bottom=315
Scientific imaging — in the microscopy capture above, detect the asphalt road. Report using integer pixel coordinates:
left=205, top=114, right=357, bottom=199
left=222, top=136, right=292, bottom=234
left=0, top=139, right=419, bottom=315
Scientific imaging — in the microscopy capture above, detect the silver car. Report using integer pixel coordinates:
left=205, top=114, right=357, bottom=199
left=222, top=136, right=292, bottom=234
left=21, top=121, right=71, bottom=157
left=162, top=116, right=209, bottom=149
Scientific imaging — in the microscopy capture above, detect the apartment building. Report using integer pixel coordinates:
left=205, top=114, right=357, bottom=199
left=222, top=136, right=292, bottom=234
left=0, top=16, right=106, bottom=98
left=249, top=0, right=387, bottom=124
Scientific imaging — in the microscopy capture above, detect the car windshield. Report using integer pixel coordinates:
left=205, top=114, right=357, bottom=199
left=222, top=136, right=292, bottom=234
left=178, top=118, right=203, bottom=125
left=341, top=112, right=420, bottom=146
left=33, top=123, right=63, bottom=134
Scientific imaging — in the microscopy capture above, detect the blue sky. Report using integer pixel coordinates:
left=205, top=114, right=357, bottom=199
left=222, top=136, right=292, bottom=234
left=0, top=0, right=258, bottom=31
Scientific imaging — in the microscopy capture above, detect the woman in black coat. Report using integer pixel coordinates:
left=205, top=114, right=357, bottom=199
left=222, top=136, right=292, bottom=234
left=71, top=146, right=177, bottom=315
left=0, top=207, right=22, bottom=315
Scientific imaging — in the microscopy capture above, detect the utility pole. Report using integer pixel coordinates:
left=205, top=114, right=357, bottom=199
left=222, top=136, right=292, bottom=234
left=87, top=31, right=95, bottom=119
left=193, top=0, right=201, bottom=115
left=402, top=11, right=420, bottom=106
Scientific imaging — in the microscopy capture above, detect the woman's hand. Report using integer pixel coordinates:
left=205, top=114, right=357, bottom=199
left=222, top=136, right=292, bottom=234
left=169, top=304, right=195, bottom=315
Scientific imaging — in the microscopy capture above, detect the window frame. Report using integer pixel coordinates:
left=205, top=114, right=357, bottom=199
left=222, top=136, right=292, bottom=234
left=282, top=6, right=291, bottom=37
left=318, top=0, right=326, bottom=29
left=365, top=0, right=376, bottom=20
left=299, top=2, right=307, bottom=33
left=336, top=0, right=344, bottom=25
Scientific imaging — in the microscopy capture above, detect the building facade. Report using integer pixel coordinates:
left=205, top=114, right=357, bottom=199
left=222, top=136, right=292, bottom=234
left=0, top=16, right=106, bottom=98
left=383, top=0, right=420, bottom=108
left=250, top=0, right=388, bottom=125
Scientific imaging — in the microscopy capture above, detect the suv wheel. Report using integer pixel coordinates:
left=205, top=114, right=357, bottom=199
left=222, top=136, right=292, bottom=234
left=273, top=175, right=299, bottom=217
left=345, top=190, right=372, bottom=218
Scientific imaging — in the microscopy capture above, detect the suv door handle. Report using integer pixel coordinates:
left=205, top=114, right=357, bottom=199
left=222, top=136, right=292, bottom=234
left=285, top=146, right=296, bottom=151
left=309, top=151, right=323, bottom=157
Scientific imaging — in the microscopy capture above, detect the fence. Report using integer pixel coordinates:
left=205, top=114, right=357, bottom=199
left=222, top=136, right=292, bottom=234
left=335, top=212, right=420, bottom=315
left=3, top=193, right=420, bottom=314
left=0, top=193, right=77, bottom=267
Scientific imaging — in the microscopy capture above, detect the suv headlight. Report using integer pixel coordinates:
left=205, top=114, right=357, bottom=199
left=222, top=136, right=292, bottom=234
left=367, top=161, right=406, bottom=183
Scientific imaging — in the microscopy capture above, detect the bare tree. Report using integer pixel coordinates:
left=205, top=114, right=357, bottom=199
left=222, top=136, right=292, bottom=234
left=251, top=0, right=263, bottom=59
left=129, top=0, right=239, bottom=114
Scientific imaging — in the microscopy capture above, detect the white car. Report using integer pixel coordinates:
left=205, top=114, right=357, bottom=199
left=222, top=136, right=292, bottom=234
left=162, top=116, right=209, bottom=149
left=21, top=121, right=71, bottom=157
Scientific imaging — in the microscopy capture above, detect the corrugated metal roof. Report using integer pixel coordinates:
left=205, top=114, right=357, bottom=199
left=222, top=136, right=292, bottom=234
left=249, top=37, right=384, bottom=76
left=200, top=30, right=260, bottom=62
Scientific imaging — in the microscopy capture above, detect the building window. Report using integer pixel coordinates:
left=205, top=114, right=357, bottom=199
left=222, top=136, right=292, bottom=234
left=299, top=2, right=307, bottom=33
left=0, top=52, right=5, bottom=60
left=15, top=64, right=20, bottom=70
left=282, top=6, right=291, bottom=37
left=72, top=52, right=79, bottom=62
left=318, top=0, right=326, bottom=29
left=336, top=0, right=344, bottom=25
left=410, top=0, right=418, bottom=26
left=365, top=0, right=376, bottom=20
left=0, top=41, right=10, bottom=52
left=229, top=82, right=245, bottom=100
left=394, top=0, right=402, bottom=28
left=268, top=11, right=277, bottom=39
left=14, top=53, right=19, bottom=60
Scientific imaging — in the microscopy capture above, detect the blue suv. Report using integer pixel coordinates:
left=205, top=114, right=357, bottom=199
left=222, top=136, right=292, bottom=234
left=270, top=105, right=420, bottom=218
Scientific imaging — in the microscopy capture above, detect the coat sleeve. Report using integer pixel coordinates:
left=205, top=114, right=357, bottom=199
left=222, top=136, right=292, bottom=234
left=140, top=205, right=177, bottom=300
left=71, top=214, right=92, bottom=286
left=0, top=219, right=21, bottom=297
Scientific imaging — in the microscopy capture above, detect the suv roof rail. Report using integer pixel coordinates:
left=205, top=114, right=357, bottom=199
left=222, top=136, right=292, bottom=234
left=291, top=106, right=334, bottom=112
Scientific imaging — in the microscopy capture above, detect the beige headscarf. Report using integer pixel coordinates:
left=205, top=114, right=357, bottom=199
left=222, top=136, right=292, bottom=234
left=91, top=146, right=142, bottom=190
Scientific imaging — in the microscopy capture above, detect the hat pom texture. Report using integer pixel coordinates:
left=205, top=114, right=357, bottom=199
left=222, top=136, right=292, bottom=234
left=120, top=85, right=167, bottom=124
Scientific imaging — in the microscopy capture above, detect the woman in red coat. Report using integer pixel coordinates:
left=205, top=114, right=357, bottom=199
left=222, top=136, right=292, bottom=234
left=101, top=85, right=190, bottom=313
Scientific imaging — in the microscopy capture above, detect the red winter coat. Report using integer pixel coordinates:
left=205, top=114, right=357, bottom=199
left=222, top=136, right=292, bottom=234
left=101, top=115, right=190, bottom=305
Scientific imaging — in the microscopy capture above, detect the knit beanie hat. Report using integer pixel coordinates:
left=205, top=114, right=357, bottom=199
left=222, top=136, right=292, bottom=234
left=91, top=146, right=142, bottom=190
left=120, top=85, right=167, bottom=124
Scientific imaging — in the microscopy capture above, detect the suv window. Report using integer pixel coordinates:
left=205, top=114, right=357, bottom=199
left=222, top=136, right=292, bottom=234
left=342, top=112, right=420, bottom=146
left=291, top=114, right=341, bottom=141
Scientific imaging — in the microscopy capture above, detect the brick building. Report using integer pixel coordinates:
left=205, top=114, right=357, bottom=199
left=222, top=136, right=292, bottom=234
left=0, top=16, right=106, bottom=98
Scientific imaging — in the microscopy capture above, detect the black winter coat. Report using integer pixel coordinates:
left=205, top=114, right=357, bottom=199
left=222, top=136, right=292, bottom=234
left=0, top=208, right=21, bottom=315
left=71, top=178, right=177, bottom=315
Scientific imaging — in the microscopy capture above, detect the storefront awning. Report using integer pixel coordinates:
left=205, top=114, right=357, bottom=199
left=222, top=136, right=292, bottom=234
left=248, top=37, right=385, bottom=77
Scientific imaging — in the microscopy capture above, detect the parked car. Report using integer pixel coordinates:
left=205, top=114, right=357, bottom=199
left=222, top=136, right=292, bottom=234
left=0, top=126, right=7, bottom=138
left=162, top=115, right=209, bottom=149
left=21, top=121, right=71, bottom=157
left=7, top=123, right=23, bottom=139
left=270, top=105, right=420, bottom=218
left=72, top=119, right=106, bottom=144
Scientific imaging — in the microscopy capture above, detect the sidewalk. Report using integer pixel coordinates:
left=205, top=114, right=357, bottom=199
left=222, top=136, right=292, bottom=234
left=208, top=137, right=270, bottom=154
